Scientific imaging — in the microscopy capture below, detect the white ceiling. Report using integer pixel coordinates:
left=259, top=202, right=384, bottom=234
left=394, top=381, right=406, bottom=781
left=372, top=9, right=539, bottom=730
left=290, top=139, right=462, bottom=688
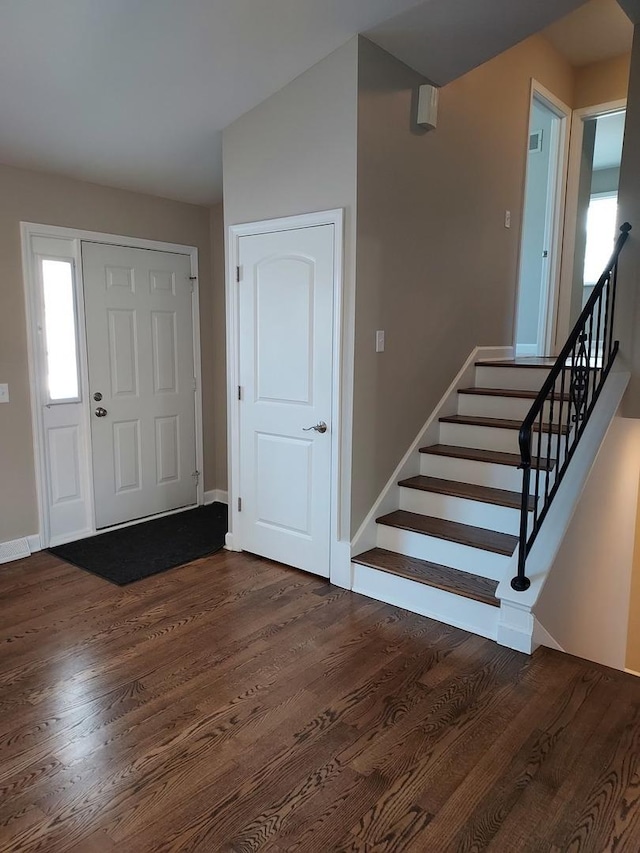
left=0, top=0, right=425, bottom=205
left=0, top=0, right=612, bottom=206
left=543, top=0, right=634, bottom=66
left=365, top=0, right=586, bottom=86
left=593, top=111, right=626, bottom=169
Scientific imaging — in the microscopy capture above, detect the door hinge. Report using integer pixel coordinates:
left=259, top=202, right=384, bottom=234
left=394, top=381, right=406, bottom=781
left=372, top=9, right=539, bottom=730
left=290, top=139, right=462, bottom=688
left=236, top=265, right=242, bottom=283
left=189, top=275, right=197, bottom=291
left=192, top=470, right=200, bottom=484
left=237, top=385, right=242, bottom=401
left=238, top=497, right=242, bottom=512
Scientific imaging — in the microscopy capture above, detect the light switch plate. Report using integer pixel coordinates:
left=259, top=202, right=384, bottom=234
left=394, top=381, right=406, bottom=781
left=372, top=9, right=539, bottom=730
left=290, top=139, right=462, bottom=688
left=0, top=384, right=9, bottom=403
left=376, top=330, right=385, bottom=353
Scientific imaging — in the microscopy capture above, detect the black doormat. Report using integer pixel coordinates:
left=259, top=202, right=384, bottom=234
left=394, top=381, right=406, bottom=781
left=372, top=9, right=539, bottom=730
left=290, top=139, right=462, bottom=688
left=49, top=503, right=228, bottom=585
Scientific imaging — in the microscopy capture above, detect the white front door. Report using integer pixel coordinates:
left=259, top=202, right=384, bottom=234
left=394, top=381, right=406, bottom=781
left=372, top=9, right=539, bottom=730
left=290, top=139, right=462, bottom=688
left=238, top=224, right=335, bottom=577
left=83, top=243, right=197, bottom=529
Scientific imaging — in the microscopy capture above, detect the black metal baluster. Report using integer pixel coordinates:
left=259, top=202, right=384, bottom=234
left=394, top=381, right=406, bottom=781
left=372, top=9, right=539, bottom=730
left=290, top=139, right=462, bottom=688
left=594, top=289, right=603, bottom=398
left=512, top=426, right=532, bottom=592
left=556, top=363, right=567, bottom=482
left=534, top=407, right=543, bottom=530
left=545, top=383, right=555, bottom=504
left=610, top=261, right=619, bottom=361
left=511, top=223, right=631, bottom=592
left=587, top=312, right=594, bottom=413
left=602, top=272, right=612, bottom=366
left=566, top=340, right=578, bottom=464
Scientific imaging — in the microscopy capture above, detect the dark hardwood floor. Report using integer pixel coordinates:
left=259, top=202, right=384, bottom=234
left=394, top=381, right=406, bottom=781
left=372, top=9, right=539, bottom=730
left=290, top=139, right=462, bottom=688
left=1, top=549, right=640, bottom=852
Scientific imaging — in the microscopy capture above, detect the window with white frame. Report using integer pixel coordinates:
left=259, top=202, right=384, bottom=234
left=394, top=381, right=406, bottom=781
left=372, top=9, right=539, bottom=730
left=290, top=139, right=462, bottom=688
left=583, top=193, right=618, bottom=285
left=39, top=257, right=81, bottom=403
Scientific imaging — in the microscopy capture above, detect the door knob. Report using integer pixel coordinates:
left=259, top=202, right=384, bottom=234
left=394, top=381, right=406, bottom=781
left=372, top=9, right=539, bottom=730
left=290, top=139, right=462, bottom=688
left=303, top=421, right=327, bottom=434
left=95, top=407, right=108, bottom=418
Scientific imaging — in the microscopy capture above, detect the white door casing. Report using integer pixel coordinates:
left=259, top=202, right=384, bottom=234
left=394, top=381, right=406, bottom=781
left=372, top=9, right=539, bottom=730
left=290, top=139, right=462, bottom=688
left=237, top=225, right=335, bottom=577
left=514, top=82, right=570, bottom=357
left=22, top=222, right=203, bottom=549
left=83, top=243, right=198, bottom=528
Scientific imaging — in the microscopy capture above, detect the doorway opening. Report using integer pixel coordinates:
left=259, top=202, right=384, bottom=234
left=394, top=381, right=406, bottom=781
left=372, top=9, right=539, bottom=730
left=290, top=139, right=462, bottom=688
left=571, top=109, right=626, bottom=337
left=515, top=85, right=570, bottom=357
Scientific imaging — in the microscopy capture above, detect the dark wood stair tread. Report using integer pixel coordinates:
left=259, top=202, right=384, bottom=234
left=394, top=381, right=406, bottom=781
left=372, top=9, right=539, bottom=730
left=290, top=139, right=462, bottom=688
left=459, top=387, right=570, bottom=401
left=398, top=475, right=535, bottom=511
left=440, top=414, right=569, bottom=434
left=376, top=510, right=518, bottom=556
left=475, top=358, right=556, bottom=368
left=352, top=548, right=499, bottom=607
left=420, top=444, right=556, bottom=471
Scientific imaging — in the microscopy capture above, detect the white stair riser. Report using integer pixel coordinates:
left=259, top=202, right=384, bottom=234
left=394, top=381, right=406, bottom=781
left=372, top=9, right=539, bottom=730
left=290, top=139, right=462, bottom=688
left=376, top=525, right=510, bottom=581
left=458, top=394, right=555, bottom=421
left=475, top=366, right=549, bottom=392
left=352, top=563, right=499, bottom=642
left=439, top=422, right=561, bottom=457
left=399, top=487, right=521, bottom=535
left=420, top=453, right=551, bottom=494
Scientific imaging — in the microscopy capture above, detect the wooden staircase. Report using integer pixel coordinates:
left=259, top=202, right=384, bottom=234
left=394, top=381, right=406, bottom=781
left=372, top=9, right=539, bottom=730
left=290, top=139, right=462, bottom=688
left=352, top=357, right=558, bottom=642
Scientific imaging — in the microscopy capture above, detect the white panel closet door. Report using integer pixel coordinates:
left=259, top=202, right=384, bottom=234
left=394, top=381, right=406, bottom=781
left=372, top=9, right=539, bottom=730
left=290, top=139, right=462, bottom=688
left=82, top=243, right=197, bottom=528
left=238, top=224, right=334, bottom=577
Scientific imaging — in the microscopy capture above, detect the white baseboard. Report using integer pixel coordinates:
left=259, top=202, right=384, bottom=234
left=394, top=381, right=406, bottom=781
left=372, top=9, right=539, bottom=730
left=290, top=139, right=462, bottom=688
left=625, top=668, right=640, bottom=678
left=330, top=540, right=352, bottom=589
left=27, top=534, right=42, bottom=553
left=533, top=619, right=565, bottom=652
left=0, top=536, right=34, bottom=564
left=204, top=489, right=229, bottom=505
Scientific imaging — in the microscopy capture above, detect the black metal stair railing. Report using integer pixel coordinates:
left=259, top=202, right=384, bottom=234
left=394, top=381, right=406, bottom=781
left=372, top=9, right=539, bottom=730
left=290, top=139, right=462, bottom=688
left=511, top=222, right=632, bottom=592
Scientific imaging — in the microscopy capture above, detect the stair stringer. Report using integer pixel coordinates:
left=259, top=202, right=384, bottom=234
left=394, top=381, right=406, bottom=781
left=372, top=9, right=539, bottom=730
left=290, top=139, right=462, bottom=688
left=496, top=369, right=630, bottom=653
left=350, top=345, right=514, bottom=559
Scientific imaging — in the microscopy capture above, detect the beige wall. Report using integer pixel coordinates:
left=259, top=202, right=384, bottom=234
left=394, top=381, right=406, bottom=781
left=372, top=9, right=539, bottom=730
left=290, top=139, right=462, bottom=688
left=0, top=163, right=217, bottom=543
left=620, top=25, right=640, bottom=669
left=351, top=35, right=575, bottom=531
left=222, top=38, right=359, bottom=537
left=574, top=52, right=632, bottom=109
left=627, top=464, right=640, bottom=671
left=619, top=27, right=640, bottom=415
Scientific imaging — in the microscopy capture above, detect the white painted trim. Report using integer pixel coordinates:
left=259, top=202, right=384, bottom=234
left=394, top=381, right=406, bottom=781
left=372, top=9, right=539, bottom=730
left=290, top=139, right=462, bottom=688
left=513, top=80, right=571, bottom=357
left=226, top=209, right=349, bottom=586
left=204, top=489, right=229, bottom=505
left=497, top=600, right=537, bottom=654
left=625, top=668, right=640, bottom=678
left=47, top=503, right=202, bottom=547
left=350, top=345, right=513, bottom=559
left=533, top=619, right=565, bottom=652
left=555, top=99, right=627, bottom=351
left=497, top=369, right=630, bottom=611
left=21, top=222, right=204, bottom=548
left=27, top=534, right=42, bottom=553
